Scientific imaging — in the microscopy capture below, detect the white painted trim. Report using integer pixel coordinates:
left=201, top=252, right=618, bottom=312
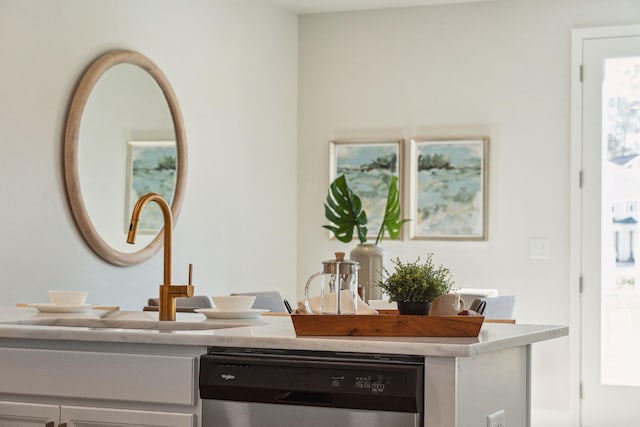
left=569, top=25, right=584, bottom=427
left=573, top=25, right=640, bottom=41
left=570, top=24, right=640, bottom=427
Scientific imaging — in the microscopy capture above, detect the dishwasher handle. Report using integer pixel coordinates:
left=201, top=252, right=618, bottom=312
left=276, top=391, right=332, bottom=406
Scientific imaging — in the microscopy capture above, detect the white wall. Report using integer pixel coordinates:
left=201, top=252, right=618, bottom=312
left=2, top=0, right=638, bottom=423
left=0, top=0, right=298, bottom=307
left=297, top=0, right=640, bottom=422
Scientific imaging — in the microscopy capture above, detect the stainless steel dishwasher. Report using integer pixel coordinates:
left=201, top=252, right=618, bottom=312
left=199, top=347, right=424, bottom=427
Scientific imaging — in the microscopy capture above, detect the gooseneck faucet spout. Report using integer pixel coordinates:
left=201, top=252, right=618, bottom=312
left=127, top=193, right=173, bottom=285
left=127, top=192, right=194, bottom=321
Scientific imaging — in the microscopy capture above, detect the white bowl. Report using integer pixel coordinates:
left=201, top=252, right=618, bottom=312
left=48, top=290, right=88, bottom=306
left=212, top=295, right=255, bottom=312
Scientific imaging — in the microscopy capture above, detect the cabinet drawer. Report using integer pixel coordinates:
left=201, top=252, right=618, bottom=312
left=62, top=405, right=195, bottom=427
left=0, top=400, right=59, bottom=423
left=0, top=348, right=195, bottom=405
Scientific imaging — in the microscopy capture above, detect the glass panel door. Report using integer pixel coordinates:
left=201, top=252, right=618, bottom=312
left=601, top=56, right=640, bottom=387
left=581, top=33, right=640, bottom=426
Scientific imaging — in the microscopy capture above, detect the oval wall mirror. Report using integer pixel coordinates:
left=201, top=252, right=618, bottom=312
left=64, top=50, right=187, bottom=266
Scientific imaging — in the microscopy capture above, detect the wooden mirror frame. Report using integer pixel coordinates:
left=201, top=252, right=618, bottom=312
left=64, top=49, right=187, bottom=266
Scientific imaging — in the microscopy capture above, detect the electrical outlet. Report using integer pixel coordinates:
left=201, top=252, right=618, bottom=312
left=487, top=409, right=505, bottom=427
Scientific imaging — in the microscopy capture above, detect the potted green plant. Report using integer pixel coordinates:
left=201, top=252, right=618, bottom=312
left=322, top=175, right=408, bottom=300
left=377, top=254, right=454, bottom=315
left=322, top=174, right=406, bottom=245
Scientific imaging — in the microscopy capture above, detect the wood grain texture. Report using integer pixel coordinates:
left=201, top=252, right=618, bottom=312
left=291, top=314, right=483, bottom=337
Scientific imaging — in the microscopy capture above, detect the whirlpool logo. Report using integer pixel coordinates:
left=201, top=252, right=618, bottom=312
left=220, top=373, right=236, bottom=381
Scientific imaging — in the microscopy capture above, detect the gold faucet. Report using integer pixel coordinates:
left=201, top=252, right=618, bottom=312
left=127, top=192, right=194, bottom=321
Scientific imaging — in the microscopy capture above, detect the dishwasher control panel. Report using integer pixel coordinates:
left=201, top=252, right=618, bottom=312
left=327, top=371, right=401, bottom=395
left=351, top=375, right=384, bottom=392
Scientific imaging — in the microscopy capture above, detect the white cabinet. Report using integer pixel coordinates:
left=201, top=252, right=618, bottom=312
left=0, top=348, right=196, bottom=405
left=0, top=346, right=202, bottom=427
left=61, top=405, right=194, bottom=427
left=0, top=401, right=58, bottom=426
left=0, top=401, right=194, bottom=427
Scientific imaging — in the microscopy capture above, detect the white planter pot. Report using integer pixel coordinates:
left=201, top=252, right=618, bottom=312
left=349, top=244, right=385, bottom=302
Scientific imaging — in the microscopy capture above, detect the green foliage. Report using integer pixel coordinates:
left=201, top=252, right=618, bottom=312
left=322, top=175, right=368, bottom=243
left=364, top=153, right=397, bottom=172
left=340, top=153, right=397, bottom=174
left=157, top=156, right=176, bottom=171
left=377, top=254, right=454, bottom=303
left=323, top=174, right=408, bottom=244
left=375, top=175, right=410, bottom=244
left=417, top=153, right=451, bottom=171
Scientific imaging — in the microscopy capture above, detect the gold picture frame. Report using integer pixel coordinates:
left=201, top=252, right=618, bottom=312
left=329, top=139, right=404, bottom=240
left=409, top=137, right=488, bottom=240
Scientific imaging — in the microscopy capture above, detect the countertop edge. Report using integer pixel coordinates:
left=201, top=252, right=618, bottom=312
left=0, top=315, right=569, bottom=358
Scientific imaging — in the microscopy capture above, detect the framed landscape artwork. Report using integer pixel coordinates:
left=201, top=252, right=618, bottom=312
left=409, top=138, right=488, bottom=240
left=329, top=139, right=404, bottom=240
left=126, top=140, right=177, bottom=233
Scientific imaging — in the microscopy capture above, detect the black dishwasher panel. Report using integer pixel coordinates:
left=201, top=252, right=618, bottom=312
left=199, top=347, right=424, bottom=414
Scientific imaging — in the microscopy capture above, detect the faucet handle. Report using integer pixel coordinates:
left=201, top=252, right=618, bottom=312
left=185, top=284, right=195, bottom=298
left=185, top=263, right=195, bottom=297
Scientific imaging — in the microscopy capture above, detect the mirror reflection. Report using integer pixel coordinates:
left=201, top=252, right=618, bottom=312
left=78, top=63, right=176, bottom=253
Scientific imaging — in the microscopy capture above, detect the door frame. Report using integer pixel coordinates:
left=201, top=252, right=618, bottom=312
left=570, top=24, right=640, bottom=426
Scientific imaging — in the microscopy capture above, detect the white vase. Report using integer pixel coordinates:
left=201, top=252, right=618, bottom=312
left=349, top=243, right=385, bottom=302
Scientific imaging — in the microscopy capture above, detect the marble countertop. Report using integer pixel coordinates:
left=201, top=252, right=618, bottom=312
left=0, top=307, right=568, bottom=357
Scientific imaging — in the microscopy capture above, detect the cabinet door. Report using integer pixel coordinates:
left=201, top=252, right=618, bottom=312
left=61, top=405, right=194, bottom=427
left=0, top=348, right=196, bottom=405
left=0, top=400, right=59, bottom=427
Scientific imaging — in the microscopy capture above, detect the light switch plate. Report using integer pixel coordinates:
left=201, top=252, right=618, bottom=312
left=487, top=409, right=505, bottom=427
left=529, top=238, right=550, bottom=259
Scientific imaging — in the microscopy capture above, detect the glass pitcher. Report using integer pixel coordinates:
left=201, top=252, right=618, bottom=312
left=304, top=252, right=359, bottom=314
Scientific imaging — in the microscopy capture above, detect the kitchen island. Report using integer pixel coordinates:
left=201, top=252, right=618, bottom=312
left=0, top=307, right=567, bottom=427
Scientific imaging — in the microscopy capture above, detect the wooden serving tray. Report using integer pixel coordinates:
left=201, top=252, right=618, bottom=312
left=291, top=314, right=484, bottom=337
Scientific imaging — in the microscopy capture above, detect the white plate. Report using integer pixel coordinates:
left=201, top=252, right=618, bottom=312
left=368, top=299, right=397, bottom=310
left=28, top=303, right=93, bottom=313
left=194, top=308, right=269, bottom=319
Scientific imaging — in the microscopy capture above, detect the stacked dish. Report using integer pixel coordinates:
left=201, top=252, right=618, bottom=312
left=29, top=291, right=92, bottom=313
left=195, top=295, right=269, bottom=319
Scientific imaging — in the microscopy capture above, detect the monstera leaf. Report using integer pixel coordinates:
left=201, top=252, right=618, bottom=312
left=375, top=175, right=409, bottom=243
left=322, top=175, right=368, bottom=243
